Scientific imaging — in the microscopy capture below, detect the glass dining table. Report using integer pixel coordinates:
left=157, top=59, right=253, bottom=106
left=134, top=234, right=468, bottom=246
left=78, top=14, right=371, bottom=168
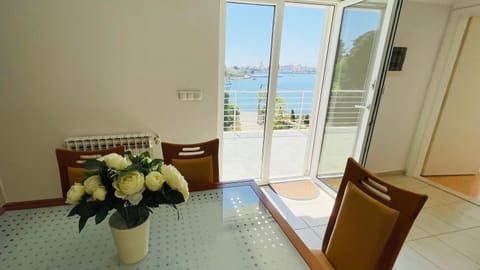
left=0, top=181, right=323, bottom=269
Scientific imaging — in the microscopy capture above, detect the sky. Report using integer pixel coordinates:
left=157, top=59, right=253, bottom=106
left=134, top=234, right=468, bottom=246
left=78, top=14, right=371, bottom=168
left=225, top=3, right=382, bottom=68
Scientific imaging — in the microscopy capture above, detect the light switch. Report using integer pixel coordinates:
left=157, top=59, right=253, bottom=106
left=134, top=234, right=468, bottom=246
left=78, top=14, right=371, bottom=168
left=177, top=90, right=203, bottom=101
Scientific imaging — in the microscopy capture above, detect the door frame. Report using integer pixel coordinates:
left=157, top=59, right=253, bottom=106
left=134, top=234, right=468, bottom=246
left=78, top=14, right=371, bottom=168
left=218, top=0, right=401, bottom=183
left=218, top=0, right=339, bottom=184
left=405, top=3, right=480, bottom=177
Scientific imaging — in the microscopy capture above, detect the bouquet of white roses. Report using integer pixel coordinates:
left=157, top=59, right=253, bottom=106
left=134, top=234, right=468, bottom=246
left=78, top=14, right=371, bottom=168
left=65, top=151, right=189, bottom=232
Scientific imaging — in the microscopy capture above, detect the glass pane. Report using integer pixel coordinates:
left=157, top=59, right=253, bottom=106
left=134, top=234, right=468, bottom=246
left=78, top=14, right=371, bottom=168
left=270, top=4, right=327, bottom=178
left=222, top=3, right=274, bottom=181
left=318, top=2, right=384, bottom=176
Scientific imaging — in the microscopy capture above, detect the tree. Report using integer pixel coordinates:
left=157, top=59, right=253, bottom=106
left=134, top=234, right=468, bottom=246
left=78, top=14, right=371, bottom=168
left=256, top=92, right=291, bottom=129
left=333, top=31, right=376, bottom=90
left=329, top=31, right=377, bottom=127
left=332, top=40, right=347, bottom=90
left=290, top=109, right=296, bottom=122
left=224, top=92, right=241, bottom=131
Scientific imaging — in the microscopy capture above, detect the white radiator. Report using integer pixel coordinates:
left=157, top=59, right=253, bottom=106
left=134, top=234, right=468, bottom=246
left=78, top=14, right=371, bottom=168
left=63, top=133, right=159, bottom=155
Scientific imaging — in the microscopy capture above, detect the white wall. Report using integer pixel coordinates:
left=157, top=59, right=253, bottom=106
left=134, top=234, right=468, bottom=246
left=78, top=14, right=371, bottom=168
left=0, top=0, right=220, bottom=202
left=366, top=1, right=451, bottom=172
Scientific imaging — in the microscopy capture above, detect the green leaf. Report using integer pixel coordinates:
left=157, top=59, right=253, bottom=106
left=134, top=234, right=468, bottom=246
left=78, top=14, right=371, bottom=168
left=140, top=151, right=150, bottom=158
left=83, top=159, right=105, bottom=170
left=68, top=204, right=79, bottom=216
left=84, top=170, right=99, bottom=178
left=150, top=159, right=163, bottom=170
left=75, top=201, right=97, bottom=222
left=95, top=206, right=109, bottom=225
left=139, top=168, right=150, bottom=176
left=170, top=203, right=180, bottom=220
left=164, top=190, right=185, bottom=204
left=120, top=163, right=142, bottom=174
left=106, top=168, right=118, bottom=181
left=126, top=151, right=135, bottom=162
left=79, top=216, right=89, bottom=232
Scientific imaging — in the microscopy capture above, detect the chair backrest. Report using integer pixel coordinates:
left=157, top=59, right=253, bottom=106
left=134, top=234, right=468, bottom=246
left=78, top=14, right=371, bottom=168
left=321, top=158, right=427, bottom=270
left=161, top=139, right=219, bottom=186
left=55, top=146, right=125, bottom=197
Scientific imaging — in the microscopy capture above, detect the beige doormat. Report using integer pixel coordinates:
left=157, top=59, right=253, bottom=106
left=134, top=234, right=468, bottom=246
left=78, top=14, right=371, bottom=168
left=270, top=180, right=320, bottom=200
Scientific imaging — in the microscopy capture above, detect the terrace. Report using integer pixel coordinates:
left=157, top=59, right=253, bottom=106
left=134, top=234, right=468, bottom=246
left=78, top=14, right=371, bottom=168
left=222, top=88, right=363, bottom=181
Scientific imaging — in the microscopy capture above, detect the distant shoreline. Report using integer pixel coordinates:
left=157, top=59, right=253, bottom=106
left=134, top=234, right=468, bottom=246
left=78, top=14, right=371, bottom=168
left=226, top=72, right=316, bottom=81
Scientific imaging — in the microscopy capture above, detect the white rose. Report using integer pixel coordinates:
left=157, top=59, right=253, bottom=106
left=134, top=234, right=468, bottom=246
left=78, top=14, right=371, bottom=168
left=113, top=171, right=145, bottom=205
left=65, top=183, right=85, bottom=204
left=102, top=153, right=130, bottom=170
left=161, top=164, right=189, bottom=201
left=92, top=186, right=107, bottom=201
left=177, top=184, right=189, bottom=201
left=161, top=165, right=184, bottom=190
left=145, top=171, right=166, bottom=191
left=83, top=175, right=102, bottom=194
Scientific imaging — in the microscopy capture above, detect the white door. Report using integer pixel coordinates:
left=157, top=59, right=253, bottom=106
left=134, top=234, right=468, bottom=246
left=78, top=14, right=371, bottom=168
left=423, top=17, right=480, bottom=176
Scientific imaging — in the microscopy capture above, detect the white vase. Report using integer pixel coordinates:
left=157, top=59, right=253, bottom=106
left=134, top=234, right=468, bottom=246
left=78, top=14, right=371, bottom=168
left=109, top=211, right=150, bottom=264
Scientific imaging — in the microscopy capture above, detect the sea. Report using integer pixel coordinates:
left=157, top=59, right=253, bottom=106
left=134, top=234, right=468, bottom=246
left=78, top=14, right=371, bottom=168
left=225, top=73, right=316, bottom=114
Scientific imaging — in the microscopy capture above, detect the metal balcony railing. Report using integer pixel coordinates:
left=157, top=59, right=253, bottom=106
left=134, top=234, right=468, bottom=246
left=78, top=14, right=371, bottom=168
left=224, top=89, right=366, bottom=131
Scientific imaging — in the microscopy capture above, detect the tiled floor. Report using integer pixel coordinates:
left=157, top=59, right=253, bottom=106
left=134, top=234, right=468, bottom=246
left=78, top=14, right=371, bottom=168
left=262, top=175, right=480, bottom=270
left=223, top=127, right=356, bottom=181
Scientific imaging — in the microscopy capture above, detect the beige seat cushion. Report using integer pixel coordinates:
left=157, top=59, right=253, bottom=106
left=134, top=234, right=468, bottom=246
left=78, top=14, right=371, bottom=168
left=67, top=167, right=86, bottom=186
left=172, top=156, right=214, bottom=186
left=325, top=182, right=400, bottom=270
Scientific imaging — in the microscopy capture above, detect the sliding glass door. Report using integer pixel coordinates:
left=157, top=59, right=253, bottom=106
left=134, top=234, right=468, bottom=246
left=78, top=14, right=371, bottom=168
left=221, top=0, right=401, bottom=183
left=222, top=1, right=332, bottom=183
left=269, top=3, right=331, bottom=179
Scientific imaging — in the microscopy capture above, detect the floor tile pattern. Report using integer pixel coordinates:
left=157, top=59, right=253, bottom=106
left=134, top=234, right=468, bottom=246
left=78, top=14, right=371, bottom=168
left=263, top=175, right=480, bottom=270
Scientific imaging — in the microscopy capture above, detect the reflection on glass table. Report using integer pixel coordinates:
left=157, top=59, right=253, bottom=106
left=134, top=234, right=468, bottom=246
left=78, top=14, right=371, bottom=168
left=0, top=181, right=319, bottom=269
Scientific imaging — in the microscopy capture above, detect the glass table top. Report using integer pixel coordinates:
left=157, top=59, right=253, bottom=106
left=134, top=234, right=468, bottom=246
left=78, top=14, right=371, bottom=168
left=0, top=185, right=311, bottom=269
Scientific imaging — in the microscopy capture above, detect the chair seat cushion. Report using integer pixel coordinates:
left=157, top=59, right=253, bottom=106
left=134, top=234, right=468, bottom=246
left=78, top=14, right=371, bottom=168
left=172, top=156, right=214, bottom=186
left=67, top=167, right=86, bottom=186
left=325, top=182, right=400, bottom=270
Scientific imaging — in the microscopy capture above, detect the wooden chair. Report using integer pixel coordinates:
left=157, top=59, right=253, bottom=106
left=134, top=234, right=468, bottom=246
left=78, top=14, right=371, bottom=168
left=161, top=139, right=219, bottom=186
left=313, top=158, right=428, bottom=270
left=55, top=146, right=125, bottom=197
